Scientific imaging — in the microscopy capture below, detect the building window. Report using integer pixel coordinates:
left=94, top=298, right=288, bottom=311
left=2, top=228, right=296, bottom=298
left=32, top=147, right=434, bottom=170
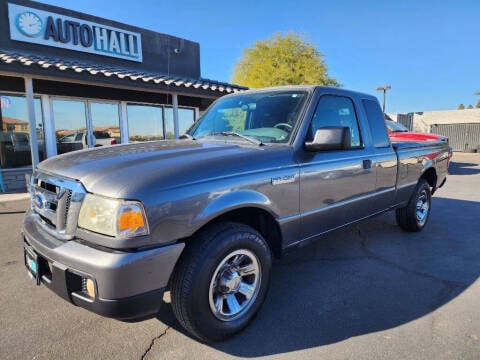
left=164, top=107, right=175, bottom=139
left=90, top=102, right=120, bottom=145
left=53, top=99, right=88, bottom=154
left=53, top=99, right=120, bottom=154
left=127, top=104, right=164, bottom=141
left=0, top=94, right=45, bottom=168
left=179, top=108, right=195, bottom=135
left=164, top=107, right=195, bottom=138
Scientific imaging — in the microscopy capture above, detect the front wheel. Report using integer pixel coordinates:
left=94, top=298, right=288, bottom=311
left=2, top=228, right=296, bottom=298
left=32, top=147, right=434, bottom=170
left=395, top=178, right=432, bottom=232
left=170, top=222, right=272, bottom=342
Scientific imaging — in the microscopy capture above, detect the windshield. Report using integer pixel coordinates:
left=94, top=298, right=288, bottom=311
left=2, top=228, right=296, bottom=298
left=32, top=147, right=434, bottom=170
left=385, top=120, right=408, bottom=132
left=189, top=90, right=308, bottom=143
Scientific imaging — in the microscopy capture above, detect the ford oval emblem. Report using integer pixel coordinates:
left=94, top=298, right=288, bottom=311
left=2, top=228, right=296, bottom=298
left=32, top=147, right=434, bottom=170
left=34, top=194, right=45, bottom=209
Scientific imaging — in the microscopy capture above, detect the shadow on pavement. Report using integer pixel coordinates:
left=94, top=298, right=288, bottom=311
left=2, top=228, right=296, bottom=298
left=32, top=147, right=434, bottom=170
left=156, top=197, right=480, bottom=356
left=448, top=161, right=480, bottom=175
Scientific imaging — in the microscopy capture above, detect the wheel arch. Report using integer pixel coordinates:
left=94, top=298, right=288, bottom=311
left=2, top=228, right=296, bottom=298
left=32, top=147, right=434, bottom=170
left=203, top=207, right=283, bottom=258
left=190, top=190, right=283, bottom=258
left=421, top=166, right=438, bottom=193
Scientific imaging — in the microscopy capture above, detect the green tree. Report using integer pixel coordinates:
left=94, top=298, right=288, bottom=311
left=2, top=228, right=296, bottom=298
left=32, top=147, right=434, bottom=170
left=458, top=104, right=465, bottom=110
left=467, top=104, right=474, bottom=109
left=476, top=100, right=480, bottom=108
left=232, top=33, right=339, bottom=88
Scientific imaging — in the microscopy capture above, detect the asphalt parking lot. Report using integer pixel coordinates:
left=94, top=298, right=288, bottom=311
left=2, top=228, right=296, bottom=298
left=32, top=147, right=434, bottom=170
left=1, top=153, right=479, bottom=360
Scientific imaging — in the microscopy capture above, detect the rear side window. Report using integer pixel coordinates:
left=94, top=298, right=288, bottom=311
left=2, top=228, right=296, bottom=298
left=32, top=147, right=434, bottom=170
left=310, top=95, right=362, bottom=147
left=362, top=99, right=390, bottom=148
left=94, top=131, right=110, bottom=139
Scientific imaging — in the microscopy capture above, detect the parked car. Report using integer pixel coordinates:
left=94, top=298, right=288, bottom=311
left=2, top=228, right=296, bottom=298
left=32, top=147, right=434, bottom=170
left=386, top=120, right=447, bottom=142
left=23, top=86, right=450, bottom=342
left=57, top=131, right=117, bottom=154
left=0, top=131, right=31, bottom=167
left=386, top=120, right=453, bottom=166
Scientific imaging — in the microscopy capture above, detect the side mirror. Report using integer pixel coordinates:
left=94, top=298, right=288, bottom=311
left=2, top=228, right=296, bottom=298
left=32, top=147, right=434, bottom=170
left=305, top=127, right=351, bottom=151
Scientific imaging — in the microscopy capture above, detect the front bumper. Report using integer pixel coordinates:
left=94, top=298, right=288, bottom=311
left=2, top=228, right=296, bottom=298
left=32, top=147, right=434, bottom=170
left=22, top=211, right=184, bottom=321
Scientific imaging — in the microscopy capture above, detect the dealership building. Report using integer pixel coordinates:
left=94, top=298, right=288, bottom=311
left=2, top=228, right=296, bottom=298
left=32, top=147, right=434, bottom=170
left=0, top=0, right=244, bottom=192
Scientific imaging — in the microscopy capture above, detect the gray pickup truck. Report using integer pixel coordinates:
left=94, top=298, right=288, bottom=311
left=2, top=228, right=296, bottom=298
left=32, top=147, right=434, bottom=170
left=22, top=86, right=450, bottom=342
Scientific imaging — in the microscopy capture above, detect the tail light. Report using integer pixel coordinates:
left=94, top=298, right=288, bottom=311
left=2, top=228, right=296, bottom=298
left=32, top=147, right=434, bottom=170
left=110, top=139, right=117, bottom=145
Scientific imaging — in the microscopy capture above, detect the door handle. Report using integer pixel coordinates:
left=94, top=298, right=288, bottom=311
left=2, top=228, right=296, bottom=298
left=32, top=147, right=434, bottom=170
left=363, top=160, right=372, bottom=170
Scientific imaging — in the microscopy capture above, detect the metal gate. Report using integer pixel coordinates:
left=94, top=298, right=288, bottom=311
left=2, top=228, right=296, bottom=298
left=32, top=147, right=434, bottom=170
left=430, top=123, right=480, bottom=152
left=397, top=113, right=414, bottom=131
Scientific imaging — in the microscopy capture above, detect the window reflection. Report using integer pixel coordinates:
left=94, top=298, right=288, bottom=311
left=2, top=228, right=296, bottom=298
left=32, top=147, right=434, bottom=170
left=164, top=107, right=195, bottom=138
left=0, top=94, right=45, bottom=168
left=90, top=102, right=119, bottom=146
left=53, top=99, right=87, bottom=154
left=179, top=108, right=195, bottom=135
left=164, top=107, right=174, bottom=139
left=127, top=105, right=164, bottom=141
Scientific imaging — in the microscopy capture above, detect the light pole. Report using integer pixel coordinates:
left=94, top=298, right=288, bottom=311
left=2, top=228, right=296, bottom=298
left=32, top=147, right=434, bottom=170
left=376, top=85, right=391, bottom=113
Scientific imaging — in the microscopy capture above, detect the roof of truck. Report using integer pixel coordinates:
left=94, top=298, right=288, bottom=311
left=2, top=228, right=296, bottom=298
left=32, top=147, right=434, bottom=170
left=223, top=85, right=378, bottom=101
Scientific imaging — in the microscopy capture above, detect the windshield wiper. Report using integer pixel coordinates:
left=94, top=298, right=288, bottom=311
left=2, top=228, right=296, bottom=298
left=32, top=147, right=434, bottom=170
left=210, top=131, right=264, bottom=146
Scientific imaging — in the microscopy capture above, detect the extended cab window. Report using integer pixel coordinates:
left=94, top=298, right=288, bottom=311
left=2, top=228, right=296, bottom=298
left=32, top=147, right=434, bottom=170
left=362, top=99, right=390, bottom=148
left=310, top=95, right=362, bottom=148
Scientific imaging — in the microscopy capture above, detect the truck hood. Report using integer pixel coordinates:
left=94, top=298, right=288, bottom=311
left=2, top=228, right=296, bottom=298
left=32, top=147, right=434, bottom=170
left=36, top=140, right=285, bottom=199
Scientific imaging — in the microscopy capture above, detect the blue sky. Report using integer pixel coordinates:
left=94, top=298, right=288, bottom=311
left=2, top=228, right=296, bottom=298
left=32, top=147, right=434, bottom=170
left=40, top=0, right=479, bottom=114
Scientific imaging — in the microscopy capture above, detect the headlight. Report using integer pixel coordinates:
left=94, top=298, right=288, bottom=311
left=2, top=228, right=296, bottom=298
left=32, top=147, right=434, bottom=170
left=78, top=194, right=149, bottom=238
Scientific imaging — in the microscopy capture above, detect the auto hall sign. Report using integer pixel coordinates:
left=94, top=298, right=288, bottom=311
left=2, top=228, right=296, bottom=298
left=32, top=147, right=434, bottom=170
left=8, top=3, right=143, bottom=62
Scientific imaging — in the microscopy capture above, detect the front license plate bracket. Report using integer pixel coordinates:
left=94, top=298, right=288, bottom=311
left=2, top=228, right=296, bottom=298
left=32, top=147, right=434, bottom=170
left=24, top=247, right=41, bottom=285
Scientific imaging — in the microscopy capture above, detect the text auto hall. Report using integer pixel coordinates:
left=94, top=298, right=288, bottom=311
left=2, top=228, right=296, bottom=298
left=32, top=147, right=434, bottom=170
left=0, top=0, right=244, bottom=192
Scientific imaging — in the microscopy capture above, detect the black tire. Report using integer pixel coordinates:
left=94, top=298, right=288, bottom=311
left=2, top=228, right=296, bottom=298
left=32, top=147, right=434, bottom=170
left=170, top=222, right=272, bottom=342
left=395, top=178, right=432, bottom=232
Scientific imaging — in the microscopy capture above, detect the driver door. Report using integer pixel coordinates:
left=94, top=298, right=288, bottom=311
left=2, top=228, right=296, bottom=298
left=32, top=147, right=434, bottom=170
left=298, top=94, right=377, bottom=240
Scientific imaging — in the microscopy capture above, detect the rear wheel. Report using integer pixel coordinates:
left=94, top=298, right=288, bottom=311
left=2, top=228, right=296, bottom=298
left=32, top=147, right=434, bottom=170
left=170, top=222, right=271, bottom=342
left=395, top=178, right=432, bottom=232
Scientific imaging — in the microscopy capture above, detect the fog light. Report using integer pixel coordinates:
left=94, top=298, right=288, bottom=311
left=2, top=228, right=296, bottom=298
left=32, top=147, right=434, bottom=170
left=83, top=278, right=96, bottom=298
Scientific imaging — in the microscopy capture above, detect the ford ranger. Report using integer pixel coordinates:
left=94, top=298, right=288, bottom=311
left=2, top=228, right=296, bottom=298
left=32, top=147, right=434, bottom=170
left=22, top=86, right=450, bottom=342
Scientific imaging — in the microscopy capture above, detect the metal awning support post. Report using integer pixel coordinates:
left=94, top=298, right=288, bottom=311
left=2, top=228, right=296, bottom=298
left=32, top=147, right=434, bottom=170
left=172, top=93, right=179, bottom=139
left=119, top=102, right=129, bottom=143
left=25, top=77, right=39, bottom=168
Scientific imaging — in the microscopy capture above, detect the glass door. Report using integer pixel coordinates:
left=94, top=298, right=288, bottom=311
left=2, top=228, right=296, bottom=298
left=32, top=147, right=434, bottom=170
left=0, top=94, right=45, bottom=168
left=52, top=99, right=121, bottom=155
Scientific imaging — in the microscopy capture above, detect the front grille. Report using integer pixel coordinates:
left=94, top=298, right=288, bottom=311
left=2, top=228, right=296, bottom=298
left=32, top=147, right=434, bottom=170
left=37, top=180, right=58, bottom=193
left=64, top=190, right=72, bottom=228
left=31, top=173, right=86, bottom=240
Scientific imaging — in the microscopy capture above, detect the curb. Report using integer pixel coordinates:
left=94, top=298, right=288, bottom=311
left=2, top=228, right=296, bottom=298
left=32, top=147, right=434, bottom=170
left=0, top=193, right=30, bottom=203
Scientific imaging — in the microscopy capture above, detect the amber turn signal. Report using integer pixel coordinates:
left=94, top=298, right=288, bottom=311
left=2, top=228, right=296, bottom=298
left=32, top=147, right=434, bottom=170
left=119, top=210, right=145, bottom=232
